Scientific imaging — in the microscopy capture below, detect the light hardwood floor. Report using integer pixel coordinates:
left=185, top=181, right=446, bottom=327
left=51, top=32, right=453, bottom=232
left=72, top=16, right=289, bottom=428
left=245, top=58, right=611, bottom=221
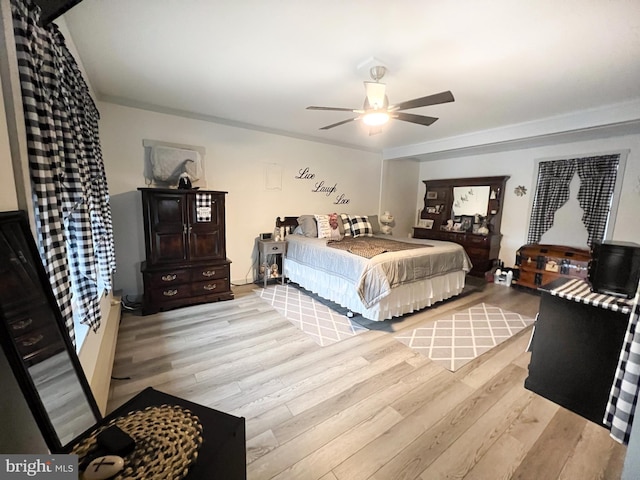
left=107, top=279, right=626, bottom=479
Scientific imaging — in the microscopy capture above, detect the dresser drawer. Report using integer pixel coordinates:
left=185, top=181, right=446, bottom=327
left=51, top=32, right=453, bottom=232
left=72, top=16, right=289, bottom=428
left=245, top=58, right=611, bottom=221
left=465, top=246, right=491, bottom=259
left=7, top=304, right=53, bottom=337
left=149, top=284, right=193, bottom=304
left=464, top=235, right=491, bottom=247
left=190, top=264, right=229, bottom=282
left=146, top=269, right=190, bottom=289
left=191, top=278, right=230, bottom=296
left=13, top=322, right=62, bottom=363
left=262, top=242, right=286, bottom=255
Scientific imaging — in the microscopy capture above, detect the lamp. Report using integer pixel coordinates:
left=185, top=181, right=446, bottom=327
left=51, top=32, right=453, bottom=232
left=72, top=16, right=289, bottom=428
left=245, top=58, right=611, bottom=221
left=362, top=111, right=389, bottom=126
left=380, top=211, right=394, bottom=235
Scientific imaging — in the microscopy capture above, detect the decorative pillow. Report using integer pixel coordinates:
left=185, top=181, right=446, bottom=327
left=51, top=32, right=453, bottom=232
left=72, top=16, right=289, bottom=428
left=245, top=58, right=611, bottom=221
left=368, top=215, right=380, bottom=234
left=314, top=214, right=332, bottom=239
left=293, top=225, right=303, bottom=235
left=327, top=213, right=343, bottom=240
left=297, top=215, right=317, bottom=238
left=348, top=215, right=373, bottom=238
left=339, top=213, right=352, bottom=237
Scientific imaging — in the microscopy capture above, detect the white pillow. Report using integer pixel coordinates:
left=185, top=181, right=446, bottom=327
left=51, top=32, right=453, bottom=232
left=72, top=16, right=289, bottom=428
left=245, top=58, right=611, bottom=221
left=314, top=214, right=332, bottom=239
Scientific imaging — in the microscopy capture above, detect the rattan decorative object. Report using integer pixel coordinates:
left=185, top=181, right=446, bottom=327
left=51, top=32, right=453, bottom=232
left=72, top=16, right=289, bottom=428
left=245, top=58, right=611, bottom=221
left=72, top=404, right=203, bottom=480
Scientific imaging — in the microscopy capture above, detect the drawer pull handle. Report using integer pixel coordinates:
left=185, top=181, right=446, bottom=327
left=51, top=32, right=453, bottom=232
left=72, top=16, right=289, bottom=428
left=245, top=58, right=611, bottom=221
left=161, top=274, right=177, bottom=282
left=204, top=284, right=217, bottom=291
left=163, top=289, right=178, bottom=297
left=202, top=270, right=216, bottom=277
left=12, top=318, right=33, bottom=330
left=272, top=246, right=279, bottom=251
left=22, top=334, right=43, bottom=347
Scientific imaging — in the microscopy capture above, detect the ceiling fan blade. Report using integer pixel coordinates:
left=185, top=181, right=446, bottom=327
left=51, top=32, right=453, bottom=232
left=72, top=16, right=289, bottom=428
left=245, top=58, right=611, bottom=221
left=393, top=112, right=439, bottom=126
left=391, top=91, right=455, bottom=111
left=319, top=117, right=359, bottom=130
left=307, top=106, right=362, bottom=113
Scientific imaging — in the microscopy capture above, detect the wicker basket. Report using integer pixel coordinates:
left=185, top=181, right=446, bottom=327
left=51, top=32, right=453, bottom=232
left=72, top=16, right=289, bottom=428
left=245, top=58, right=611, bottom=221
left=72, top=404, right=203, bottom=480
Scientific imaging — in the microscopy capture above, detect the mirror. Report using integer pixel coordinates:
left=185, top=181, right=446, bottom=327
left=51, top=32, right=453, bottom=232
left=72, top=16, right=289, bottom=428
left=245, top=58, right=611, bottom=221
left=0, top=211, right=101, bottom=452
left=452, top=185, right=491, bottom=217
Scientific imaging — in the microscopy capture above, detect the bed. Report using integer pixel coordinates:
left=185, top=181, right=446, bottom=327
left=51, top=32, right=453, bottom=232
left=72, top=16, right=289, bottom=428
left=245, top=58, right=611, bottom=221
left=276, top=216, right=472, bottom=321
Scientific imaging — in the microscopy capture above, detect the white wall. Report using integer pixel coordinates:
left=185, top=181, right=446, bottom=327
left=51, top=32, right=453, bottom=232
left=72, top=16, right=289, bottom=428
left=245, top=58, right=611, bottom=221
left=381, top=158, right=420, bottom=238
left=0, top=57, right=18, bottom=211
left=97, top=102, right=383, bottom=297
left=416, top=133, right=640, bottom=267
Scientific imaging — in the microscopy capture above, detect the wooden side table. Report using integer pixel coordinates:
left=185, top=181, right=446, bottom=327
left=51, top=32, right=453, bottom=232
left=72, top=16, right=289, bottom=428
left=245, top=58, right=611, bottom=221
left=257, top=239, right=286, bottom=287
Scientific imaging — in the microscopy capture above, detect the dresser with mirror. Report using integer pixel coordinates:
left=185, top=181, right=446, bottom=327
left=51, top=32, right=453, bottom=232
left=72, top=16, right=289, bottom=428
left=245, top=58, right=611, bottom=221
left=413, top=176, right=509, bottom=276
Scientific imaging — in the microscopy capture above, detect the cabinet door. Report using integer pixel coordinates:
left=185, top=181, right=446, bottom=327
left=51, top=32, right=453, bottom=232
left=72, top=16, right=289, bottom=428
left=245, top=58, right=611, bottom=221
left=187, top=193, right=225, bottom=262
left=147, top=192, right=188, bottom=264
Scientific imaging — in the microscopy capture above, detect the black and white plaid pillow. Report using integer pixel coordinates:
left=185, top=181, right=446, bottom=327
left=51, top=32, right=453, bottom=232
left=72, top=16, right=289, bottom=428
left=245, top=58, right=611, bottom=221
left=340, top=213, right=352, bottom=237
left=348, top=215, right=373, bottom=238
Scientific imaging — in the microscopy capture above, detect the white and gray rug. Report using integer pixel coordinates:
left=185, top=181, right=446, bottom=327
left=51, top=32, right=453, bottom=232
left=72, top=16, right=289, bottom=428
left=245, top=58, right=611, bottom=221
left=255, top=284, right=367, bottom=347
left=395, top=303, right=535, bottom=371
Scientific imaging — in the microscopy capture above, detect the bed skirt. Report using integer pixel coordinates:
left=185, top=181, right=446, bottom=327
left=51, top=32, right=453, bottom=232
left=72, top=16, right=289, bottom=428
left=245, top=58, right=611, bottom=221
left=284, top=258, right=466, bottom=321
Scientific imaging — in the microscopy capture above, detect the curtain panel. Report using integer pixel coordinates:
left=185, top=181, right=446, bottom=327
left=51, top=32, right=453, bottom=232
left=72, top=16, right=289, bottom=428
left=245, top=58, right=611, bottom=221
left=527, top=159, right=575, bottom=244
left=605, top=286, right=640, bottom=445
left=11, top=0, right=116, bottom=342
left=576, top=155, right=620, bottom=246
left=527, top=154, right=620, bottom=247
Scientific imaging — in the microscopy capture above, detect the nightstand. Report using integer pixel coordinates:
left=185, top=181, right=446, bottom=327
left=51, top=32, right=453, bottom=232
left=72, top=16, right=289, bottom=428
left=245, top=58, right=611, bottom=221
left=257, top=239, right=287, bottom=287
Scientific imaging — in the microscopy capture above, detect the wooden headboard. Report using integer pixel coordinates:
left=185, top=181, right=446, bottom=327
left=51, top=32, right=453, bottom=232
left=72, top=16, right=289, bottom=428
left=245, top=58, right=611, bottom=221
left=276, top=216, right=298, bottom=232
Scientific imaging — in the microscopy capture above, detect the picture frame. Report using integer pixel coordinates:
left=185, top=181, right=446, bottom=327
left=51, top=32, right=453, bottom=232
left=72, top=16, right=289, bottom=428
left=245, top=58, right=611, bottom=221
left=426, top=191, right=438, bottom=200
left=426, top=206, right=436, bottom=214
left=460, top=215, right=474, bottom=232
left=418, top=219, right=434, bottom=229
left=453, top=222, right=462, bottom=231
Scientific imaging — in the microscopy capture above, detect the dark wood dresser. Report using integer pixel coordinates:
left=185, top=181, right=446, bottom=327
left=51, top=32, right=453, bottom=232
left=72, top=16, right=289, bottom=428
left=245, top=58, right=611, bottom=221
left=412, top=229, right=501, bottom=276
left=139, top=188, right=233, bottom=315
left=413, top=176, right=509, bottom=277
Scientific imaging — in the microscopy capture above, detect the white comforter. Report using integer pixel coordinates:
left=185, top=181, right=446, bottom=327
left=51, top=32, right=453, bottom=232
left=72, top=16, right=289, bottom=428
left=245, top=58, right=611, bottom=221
left=285, top=234, right=472, bottom=308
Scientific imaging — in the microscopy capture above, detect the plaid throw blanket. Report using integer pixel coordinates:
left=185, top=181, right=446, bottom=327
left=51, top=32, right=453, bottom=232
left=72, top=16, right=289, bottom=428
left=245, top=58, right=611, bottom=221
left=327, top=237, right=431, bottom=259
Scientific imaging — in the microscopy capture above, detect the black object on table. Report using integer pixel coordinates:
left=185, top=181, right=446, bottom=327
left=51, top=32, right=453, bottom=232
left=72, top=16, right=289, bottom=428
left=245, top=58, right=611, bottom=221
left=67, top=387, right=246, bottom=480
left=524, top=278, right=630, bottom=427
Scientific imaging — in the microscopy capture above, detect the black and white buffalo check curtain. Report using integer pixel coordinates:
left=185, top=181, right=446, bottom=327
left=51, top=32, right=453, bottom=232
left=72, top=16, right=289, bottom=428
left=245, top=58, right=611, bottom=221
left=527, top=154, right=620, bottom=247
left=605, top=285, right=640, bottom=445
left=12, top=0, right=116, bottom=343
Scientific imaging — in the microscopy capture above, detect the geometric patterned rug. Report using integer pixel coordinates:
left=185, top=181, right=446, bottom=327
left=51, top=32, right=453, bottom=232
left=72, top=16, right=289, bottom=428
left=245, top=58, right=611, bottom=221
left=394, top=303, right=535, bottom=371
left=255, top=284, right=368, bottom=347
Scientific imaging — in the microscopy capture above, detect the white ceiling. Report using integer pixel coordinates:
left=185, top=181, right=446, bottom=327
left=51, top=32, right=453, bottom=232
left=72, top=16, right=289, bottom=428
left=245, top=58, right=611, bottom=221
left=62, top=0, right=640, bottom=158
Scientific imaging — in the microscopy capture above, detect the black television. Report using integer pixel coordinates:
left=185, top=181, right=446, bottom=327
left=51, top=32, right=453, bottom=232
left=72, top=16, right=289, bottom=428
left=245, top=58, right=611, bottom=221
left=588, top=240, right=640, bottom=298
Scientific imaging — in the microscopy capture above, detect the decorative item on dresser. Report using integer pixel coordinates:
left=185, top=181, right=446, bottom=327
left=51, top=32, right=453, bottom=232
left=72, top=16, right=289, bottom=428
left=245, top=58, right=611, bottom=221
left=139, top=188, right=233, bottom=315
left=413, top=176, right=509, bottom=277
left=512, top=244, right=590, bottom=291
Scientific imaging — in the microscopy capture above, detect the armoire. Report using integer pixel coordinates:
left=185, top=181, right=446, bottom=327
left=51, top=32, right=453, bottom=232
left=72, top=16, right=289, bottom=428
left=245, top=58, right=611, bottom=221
left=139, top=188, right=233, bottom=315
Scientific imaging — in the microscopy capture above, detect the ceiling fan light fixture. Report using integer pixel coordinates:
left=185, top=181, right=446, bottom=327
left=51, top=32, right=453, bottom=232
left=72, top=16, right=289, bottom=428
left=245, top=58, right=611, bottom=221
left=364, top=81, right=387, bottom=109
left=362, top=111, right=390, bottom=126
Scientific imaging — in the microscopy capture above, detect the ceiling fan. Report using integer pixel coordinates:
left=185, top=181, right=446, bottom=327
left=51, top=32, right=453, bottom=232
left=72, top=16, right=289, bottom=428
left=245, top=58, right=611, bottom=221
left=306, top=66, right=454, bottom=134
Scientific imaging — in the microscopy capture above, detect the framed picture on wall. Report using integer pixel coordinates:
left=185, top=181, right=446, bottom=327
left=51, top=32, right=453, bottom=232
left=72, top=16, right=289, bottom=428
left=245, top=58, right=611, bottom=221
left=426, top=191, right=438, bottom=200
